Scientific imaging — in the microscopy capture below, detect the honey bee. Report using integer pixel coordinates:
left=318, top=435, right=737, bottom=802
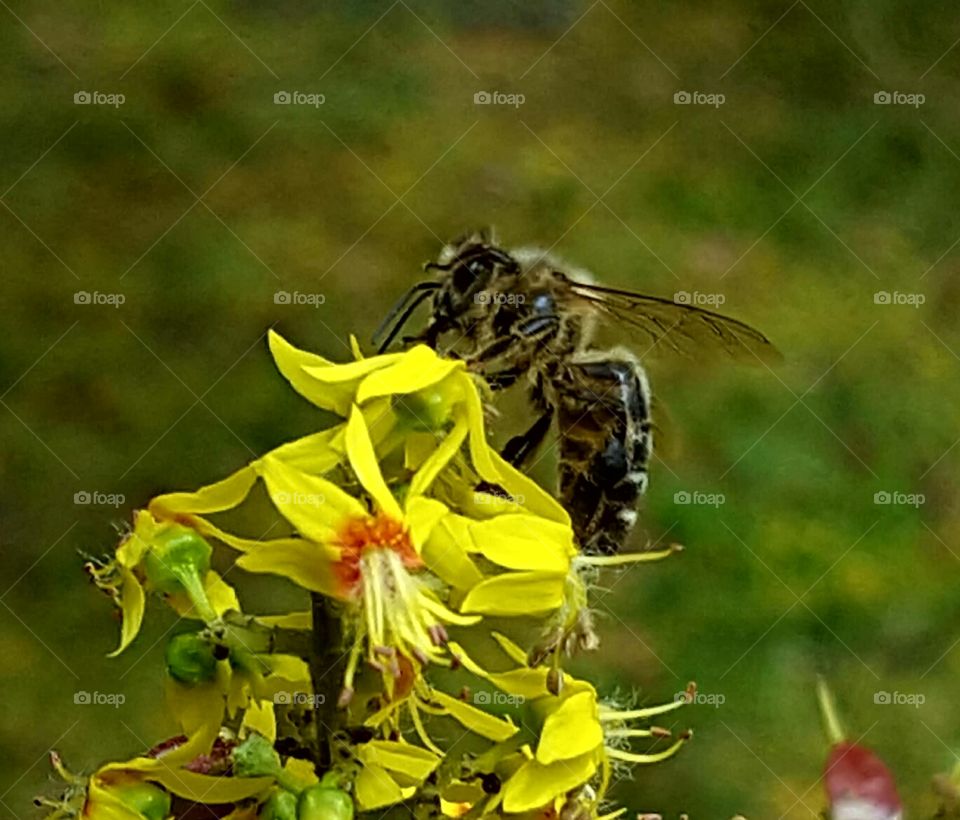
left=374, top=230, right=777, bottom=554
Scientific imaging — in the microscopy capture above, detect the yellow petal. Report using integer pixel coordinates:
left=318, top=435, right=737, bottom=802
left=108, top=569, right=145, bottom=657
left=356, top=740, right=440, bottom=780
left=405, top=496, right=449, bottom=552
left=459, top=572, right=566, bottom=616
left=237, top=541, right=342, bottom=598
left=467, top=515, right=573, bottom=572
left=281, top=757, right=319, bottom=790
left=355, top=346, right=462, bottom=403
left=501, top=753, right=597, bottom=813
left=490, top=631, right=529, bottom=666
left=447, top=642, right=550, bottom=701
left=241, top=699, right=276, bottom=743
left=268, top=330, right=363, bottom=416
left=354, top=763, right=407, bottom=810
left=255, top=611, right=312, bottom=630
left=257, top=455, right=365, bottom=541
left=150, top=466, right=257, bottom=518
left=86, top=777, right=148, bottom=820
left=537, top=690, right=602, bottom=764
left=164, top=676, right=224, bottom=755
left=420, top=515, right=483, bottom=592
left=407, top=414, right=468, bottom=499
left=345, top=405, right=402, bottom=519
left=266, top=427, right=345, bottom=475
left=263, top=654, right=312, bottom=686
left=429, top=690, right=518, bottom=741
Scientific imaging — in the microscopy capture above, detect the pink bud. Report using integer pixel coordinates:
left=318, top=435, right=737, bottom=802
left=824, top=741, right=903, bottom=820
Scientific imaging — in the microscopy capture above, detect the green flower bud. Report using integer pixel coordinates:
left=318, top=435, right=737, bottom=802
left=165, top=633, right=219, bottom=684
left=232, top=733, right=282, bottom=779
left=260, top=789, right=298, bottom=820
left=110, top=779, right=172, bottom=820
left=392, top=388, right=453, bottom=432
left=143, top=526, right=212, bottom=595
left=297, top=784, right=354, bottom=820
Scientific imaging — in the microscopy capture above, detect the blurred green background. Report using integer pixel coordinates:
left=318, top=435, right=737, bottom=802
left=2, top=1, right=960, bottom=816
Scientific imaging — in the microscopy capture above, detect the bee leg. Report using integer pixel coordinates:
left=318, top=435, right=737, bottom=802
left=501, top=410, right=553, bottom=467
left=483, top=367, right=522, bottom=391
left=554, top=354, right=652, bottom=554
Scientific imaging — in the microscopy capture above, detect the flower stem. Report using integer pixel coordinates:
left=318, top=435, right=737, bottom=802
left=309, top=592, right=345, bottom=770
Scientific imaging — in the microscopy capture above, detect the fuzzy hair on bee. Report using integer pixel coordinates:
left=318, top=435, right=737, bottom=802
left=374, top=229, right=777, bottom=555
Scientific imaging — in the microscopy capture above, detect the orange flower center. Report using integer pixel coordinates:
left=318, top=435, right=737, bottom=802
left=334, top=513, right=422, bottom=596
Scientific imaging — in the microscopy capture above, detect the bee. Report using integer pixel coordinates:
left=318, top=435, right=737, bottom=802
left=374, top=230, right=777, bottom=555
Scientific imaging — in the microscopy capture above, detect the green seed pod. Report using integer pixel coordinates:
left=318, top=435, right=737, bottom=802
left=110, top=779, right=172, bottom=820
left=232, top=733, right=282, bottom=779
left=165, top=632, right=219, bottom=684
left=142, top=525, right=213, bottom=596
left=259, top=789, right=298, bottom=820
left=297, top=785, right=354, bottom=820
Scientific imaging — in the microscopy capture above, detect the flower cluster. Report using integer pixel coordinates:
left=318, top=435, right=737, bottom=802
left=52, top=331, right=688, bottom=819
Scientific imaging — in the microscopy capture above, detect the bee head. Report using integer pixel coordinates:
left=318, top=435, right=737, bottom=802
left=426, top=232, right=519, bottom=329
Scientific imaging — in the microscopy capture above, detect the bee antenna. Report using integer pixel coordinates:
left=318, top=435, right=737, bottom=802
left=372, top=283, right=437, bottom=350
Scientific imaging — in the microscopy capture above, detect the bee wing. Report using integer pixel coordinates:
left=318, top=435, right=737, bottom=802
left=565, top=279, right=781, bottom=364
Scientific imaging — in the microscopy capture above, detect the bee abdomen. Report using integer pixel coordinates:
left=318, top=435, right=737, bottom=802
left=554, top=354, right=652, bottom=555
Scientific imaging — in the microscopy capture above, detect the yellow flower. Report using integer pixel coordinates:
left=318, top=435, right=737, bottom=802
left=237, top=404, right=481, bottom=701
left=40, top=746, right=272, bottom=820
left=448, top=634, right=692, bottom=815
left=87, top=511, right=240, bottom=656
